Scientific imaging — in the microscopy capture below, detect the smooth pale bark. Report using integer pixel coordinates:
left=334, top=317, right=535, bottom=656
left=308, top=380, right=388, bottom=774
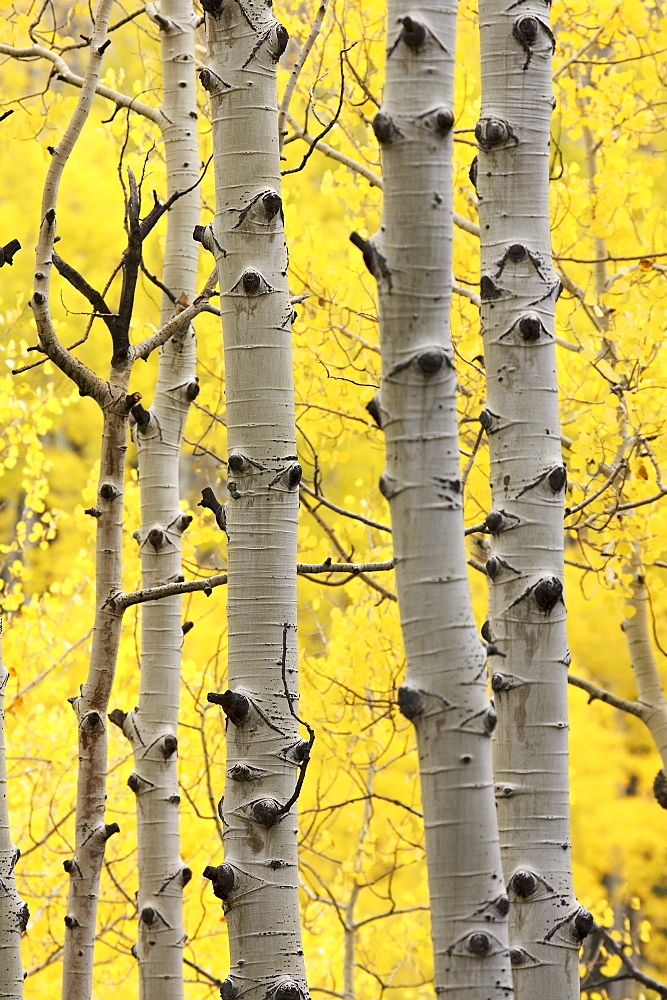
left=200, top=3, right=308, bottom=998
left=475, top=3, right=590, bottom=997
left=0, top=628, right=28, bottom=998
left=62, top=394, right=130, bottom=998
left=623, top=568, right=667, bottom=797
left=28, top=4, right=132, bottom=996
left=354, top=3, right=511, bottom=996
left=112, top=2, right=200, bottom=995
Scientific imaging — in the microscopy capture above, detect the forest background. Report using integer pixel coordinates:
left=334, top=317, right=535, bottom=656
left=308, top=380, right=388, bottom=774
left=0, top=0, right=666, bottom=996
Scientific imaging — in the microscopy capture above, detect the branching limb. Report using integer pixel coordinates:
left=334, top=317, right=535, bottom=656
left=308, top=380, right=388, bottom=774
left=591, top=923, right=667, bottom=998
left=565, top=460, right=627, bottom=517
left=0, top=43, right=162, bottom=124
left=623, top=565, right=667, bottom=791
left=278, top=2, right=329, bottom=149
left=52, top=251, right=115, bottom=335
left=284, top=111, right=480, bottom=237
left=285, top=111, right=382, bottom=186
left=30, top=0, right=116, bottom=402
left=111, top=558, right=396, bottom=612
left=301, top=493, right=397, bottom=602
left=300, top=482, right=391, bottom=533
left=567, top=673, right=645, bottom=719
left=131, top=286, right=219, bottom=362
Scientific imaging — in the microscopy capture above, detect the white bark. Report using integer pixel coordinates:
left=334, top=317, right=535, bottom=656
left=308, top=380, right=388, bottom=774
left=355, top=3, right=512, bottom=996
left=623, top=568, right=667, bottom=803
left=27, top=4, right=136, bottom=996
left=201, top=2, right=308, bottom=998
left=110, top=2, right=201, bottom=995
left=475, top=3, right=590, bottom=997
left=0, top=626, right=27, bottom=999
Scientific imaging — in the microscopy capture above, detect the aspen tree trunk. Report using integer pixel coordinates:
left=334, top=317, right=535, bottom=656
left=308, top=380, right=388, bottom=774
left=0, top=624, right=28, bottom=998
left=61, top=395, right=129, bottom=1000
left=110, top=2, right=200, bottom=994
left=623, top=567, right=667, bottom=792
left=26, top=4, right=131, bottom=994
left=475, top=3, right=591, bottom=996
left=199, top=3, right=309, bottom=999
left=351, top=3, right=511, bottom=996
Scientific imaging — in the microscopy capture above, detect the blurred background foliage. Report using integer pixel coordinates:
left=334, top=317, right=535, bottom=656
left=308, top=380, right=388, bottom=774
left=0, top=0, right=667, bottom=995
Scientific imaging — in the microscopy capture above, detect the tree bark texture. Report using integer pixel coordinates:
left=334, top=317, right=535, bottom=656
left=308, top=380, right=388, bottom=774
left=201, top=2, right=309, bottom=998
left=624, top=567, right=667, bottom=779
left=26, top=1, right=136, bottom=994
left=62, top=386, right=130, bottom=1000
left=361, top=2, right=512, bottom=995
left=0, top=626, right=27, bottom=999
left=475, top=2, right=590, bottom=996
left=118, top=1, right=200, bottom=994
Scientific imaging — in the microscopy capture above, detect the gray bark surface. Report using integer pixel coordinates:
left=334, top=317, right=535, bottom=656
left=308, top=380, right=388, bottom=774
left=475, top=2, right=590, bottom=996
left=356, top=2, right=512, bottom=995
left=201, top=1, right=309, bottom=997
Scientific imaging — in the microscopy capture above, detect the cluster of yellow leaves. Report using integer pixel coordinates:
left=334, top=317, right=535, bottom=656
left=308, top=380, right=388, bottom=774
left=1, top=0, right=667, bottom=995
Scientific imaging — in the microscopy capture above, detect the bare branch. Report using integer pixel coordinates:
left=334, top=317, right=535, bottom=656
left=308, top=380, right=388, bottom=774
left=300, top=482, right=391, bottom=534
left=278, top=1, right=329, bottom=148
left=568, top=673, right=646, bottom=719
left=593, top=923, right=667, bottom=998
left=284, top=110, right=481, bottom=238
left=109, top=558, right=396, bottom=612
left=0, top=43, right=162, bottom=124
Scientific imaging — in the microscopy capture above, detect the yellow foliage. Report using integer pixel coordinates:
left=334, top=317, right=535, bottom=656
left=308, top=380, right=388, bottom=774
left=0, top=0, right=666, bottom=996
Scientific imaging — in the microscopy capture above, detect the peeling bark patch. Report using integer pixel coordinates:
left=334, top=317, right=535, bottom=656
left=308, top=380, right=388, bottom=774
left=495, top=243, right=548, bottom=281
left=417, top=349, right=448, bottom=375
left=350, top=231, right=393, bottom=286
left=480, top=275, right=504, bottom=301
left=249, top=797, right=283, bottom=828
left=533, top=576, right=563, bottom=614
left=366, top=394, right=383, bottom=429
left=517, top=313, right=544, bottom=341
left=372, top=111, right=401, bottom=145
left=491, top=672, right=518, bottom=693
left=447, top=930, right=506, bottom=958
left=220, top=977, right=239, bottom=1000
left=379, top=473, right=399, bottom=500
left=398, top=685, right=423, bottom=720
left=433, top=477, right=461, bottom=506
left=435, top=108, right=454, bottom=134
left=273, top=981, right=304, bottom=1000
left=475, top=117, right=519, bottom=150
left=469, top=156, right=478, bottom=191
left=479, top=408, right=500, bottom=434
left=203, top=862, right=235, bottom=901
left=513, top=15, right=539, bottom=69
left=508, top=869, right=538, bottom=898
left=654, top=768, right=667, bottom=808
left=207, top=689, right=250, bottom=726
